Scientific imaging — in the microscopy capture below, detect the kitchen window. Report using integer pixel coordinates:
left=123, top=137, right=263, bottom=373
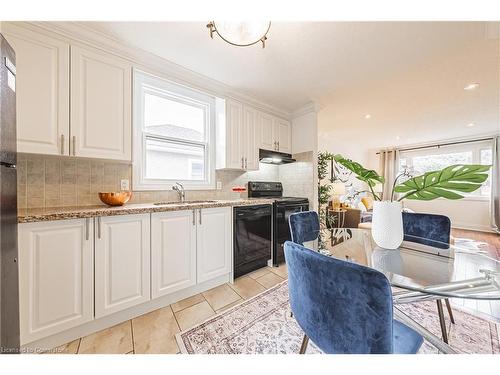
left=398, top=140, right=493, bottom=199
left=133, top=70, right=216, bottom=190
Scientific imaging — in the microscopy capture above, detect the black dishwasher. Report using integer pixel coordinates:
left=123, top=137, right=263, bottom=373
left=233, top=205, right=272, bottom=278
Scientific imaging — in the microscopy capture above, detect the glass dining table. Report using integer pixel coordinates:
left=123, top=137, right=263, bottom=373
left=307, top=228, right=500, bottom=354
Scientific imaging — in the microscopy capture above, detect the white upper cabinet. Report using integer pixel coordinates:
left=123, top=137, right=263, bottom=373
left=151, top=210, right=197, bottom=298
left=94, top=214, right=150, bottom=318
left=18, top=219, right=93, bottom=344
left=216, top=99, right=260, bottom=170
left=274, top=117, right=292, bottom=153
left=259, top=112, right=291, bottom=153
left=196, top=207, right=232, bottom=283
left=71, top=45, right=132, bottom=160
left=225, top=99, right=244, bottom=169
left=4, top=25, right=70, bottom=155
left=258, top=111, right=275, bottom=151
left=242, top=106, right=259, bottom=171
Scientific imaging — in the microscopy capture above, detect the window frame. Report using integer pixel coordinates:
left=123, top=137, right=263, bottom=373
left=398, top=140, right=493, bottom=201
left=133, top=70, right=216, bottom=190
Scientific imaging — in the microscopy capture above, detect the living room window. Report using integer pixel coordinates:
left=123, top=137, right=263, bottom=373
left=133, top=70, right=216, bottom=190
left=399, top=140, right=493, bottom=199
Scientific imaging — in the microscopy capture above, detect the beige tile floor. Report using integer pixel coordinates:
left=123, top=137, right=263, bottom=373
left=46, top=263, right=288, bottom=354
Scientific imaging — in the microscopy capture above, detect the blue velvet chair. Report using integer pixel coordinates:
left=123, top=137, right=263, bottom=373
left=284, top=241, right=423, bottom=354
left=402, top=212, right=455, bottom=343
left=288, top=211, right=320, bottom=245
left=403, top=212, right=451, bottom=250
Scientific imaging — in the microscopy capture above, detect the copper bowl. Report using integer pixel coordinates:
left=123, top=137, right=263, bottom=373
left=98, top=191, right=132, bottom=206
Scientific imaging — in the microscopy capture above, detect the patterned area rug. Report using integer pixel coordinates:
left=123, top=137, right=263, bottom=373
left=176, top=281, right=500, bottom=354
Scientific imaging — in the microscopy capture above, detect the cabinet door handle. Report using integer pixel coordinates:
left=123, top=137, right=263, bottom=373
left=241, top=157, right=244, bottom=169
left=199, top=209, right=202, bottom=225
left=72, top=136, right=76, bottom=156
left=85, top=218, right=90, bottom=240
left=245, top=157, right=247, bottom=169
left=277, top=141, right=280, bottom=151
left=60, top=134, right=65, bottom=155
left=192, top=209, right=195, bottom=226
left=97, top=217, right=102, bottom=239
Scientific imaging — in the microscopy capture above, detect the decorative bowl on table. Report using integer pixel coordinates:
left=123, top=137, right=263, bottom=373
left=98, top=191, right=132, bottom=206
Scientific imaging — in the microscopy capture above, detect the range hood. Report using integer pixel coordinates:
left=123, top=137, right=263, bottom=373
left=259, top=149, right=296, bottom=165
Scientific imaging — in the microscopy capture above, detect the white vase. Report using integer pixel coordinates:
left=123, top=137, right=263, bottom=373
left=371, top=201, right=404, bottom=249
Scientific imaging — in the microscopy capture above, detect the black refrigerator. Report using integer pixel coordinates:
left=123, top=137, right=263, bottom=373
left=0, top=33, right=20, bottom=353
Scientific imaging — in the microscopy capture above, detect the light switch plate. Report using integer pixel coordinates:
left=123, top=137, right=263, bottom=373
left=120, top=179, right=130, bottom=191
left=216, top=181, right=222, bottom=190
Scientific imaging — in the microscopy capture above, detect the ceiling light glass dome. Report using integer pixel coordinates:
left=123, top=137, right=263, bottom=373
left=207, top=21, right=271, bottom=48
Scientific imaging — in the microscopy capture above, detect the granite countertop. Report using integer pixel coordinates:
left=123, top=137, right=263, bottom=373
left=18, top=198, right=274, bottom=223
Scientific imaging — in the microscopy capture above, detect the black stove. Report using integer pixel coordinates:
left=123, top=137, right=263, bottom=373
left=248, top=181, right=309, bottom=266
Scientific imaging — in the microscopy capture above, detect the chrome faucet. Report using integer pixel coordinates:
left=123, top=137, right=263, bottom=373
left=172, top=182, right=186, bottom=203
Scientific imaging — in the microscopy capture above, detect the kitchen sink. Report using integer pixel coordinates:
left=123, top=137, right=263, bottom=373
left=154, top=200, right=217, bottom=205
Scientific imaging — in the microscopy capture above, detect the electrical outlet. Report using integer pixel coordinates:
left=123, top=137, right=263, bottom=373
left=120, top=179, right=130, bottom=191
left=216, top=181, right=222, bottom=190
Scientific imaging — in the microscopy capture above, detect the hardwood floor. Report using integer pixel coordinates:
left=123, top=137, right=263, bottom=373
left=452, top=228, right=500, bottom=259
left=450, top=229, right=500, bottom=322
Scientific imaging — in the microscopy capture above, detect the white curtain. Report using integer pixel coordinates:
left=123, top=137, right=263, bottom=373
left=491, top=136, right=499, bottom=233
left=378, top=149, right=399, bottom=201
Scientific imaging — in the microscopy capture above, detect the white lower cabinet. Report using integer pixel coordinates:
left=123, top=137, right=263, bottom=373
left=151, top=207, right=232, bottom=296
left=151, top=210, right=197, bottom=298
left=197, top=207, right=232, bottom=283
left=94, top=214, right=151, bottom=318
left=18, top=219, right=94, bottom=344
left=18, top=207, right=233, bottom=344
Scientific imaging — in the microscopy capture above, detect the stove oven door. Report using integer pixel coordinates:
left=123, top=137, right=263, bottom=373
left=273, top=202, right=309, bottom=266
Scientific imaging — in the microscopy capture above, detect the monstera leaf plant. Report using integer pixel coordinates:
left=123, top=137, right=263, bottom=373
left=333, top=154, right=491, bottom=202
left=393, top=165, right=491, bottom=201
left=334, top=154, right=491, bottom=249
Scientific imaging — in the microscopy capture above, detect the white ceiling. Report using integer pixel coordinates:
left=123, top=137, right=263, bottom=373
left=80, top=21, right=494, bottom=112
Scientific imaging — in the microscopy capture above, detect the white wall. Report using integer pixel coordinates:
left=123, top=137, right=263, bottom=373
left=291, top=105, right=319, bottom=210
left=291, top=106, right=318, bottom=155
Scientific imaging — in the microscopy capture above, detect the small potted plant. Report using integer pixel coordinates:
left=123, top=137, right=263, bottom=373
left=333, top=154, right=491, bottom=249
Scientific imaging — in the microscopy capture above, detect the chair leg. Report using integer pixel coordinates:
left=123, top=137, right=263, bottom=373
left=444, top=299, right=455, bottom=324
left=436, top=300, right=449, bottom=344
left=299, top=334, right=309, bottom=354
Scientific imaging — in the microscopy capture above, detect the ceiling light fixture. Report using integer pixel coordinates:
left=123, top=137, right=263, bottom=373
left=364, top=114, right=371, bottom=119
left=464, top=83, right=480, bottom=91
left=466, top=123, right=475, bottom=127
left=206, top=21, right=271, bottom=48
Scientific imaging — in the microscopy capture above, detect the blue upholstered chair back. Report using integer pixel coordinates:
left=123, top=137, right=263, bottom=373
left=284, top=241, right=394, bottom=354
left=288, top=211, right=320, bottom=245
left=402, top=212, right=451, bottom=249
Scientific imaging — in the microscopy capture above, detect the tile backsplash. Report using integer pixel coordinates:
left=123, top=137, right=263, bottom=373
left=17, top=155, right=132, bottom=209
left=279, top=151, right=315, bottom=209
left=18, top=153, right=314, bottom=209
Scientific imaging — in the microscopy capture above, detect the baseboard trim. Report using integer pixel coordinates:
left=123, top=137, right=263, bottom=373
left=451, top=224, right=495, bottom=233
left=21, top=274, right=231, bottom=352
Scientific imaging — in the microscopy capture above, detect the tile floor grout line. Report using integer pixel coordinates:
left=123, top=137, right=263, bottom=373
left=254, top=273, right=285, bottom=289
left=201, top=285, right=241, bottom=312
left=76, top=338, right=82, bottom=354
left=226, top=281, right=246, bottom=300
left=170, top=305, right=182, bottom=333
left=172, top=294, right=208, bottom=314
left=130, top=320, right=135, bottom=355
